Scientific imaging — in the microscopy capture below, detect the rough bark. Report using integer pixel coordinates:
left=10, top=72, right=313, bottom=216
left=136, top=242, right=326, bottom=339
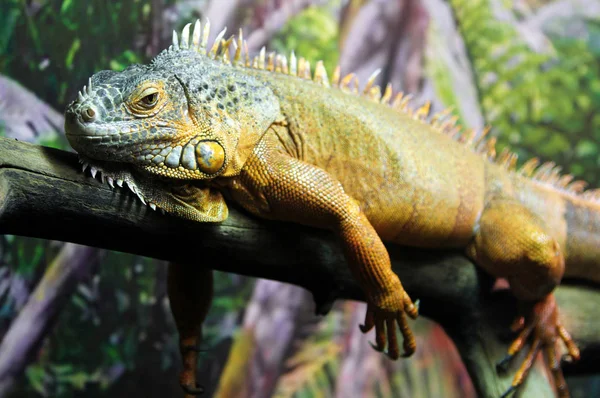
left=0, top=138, right=598, bottom=397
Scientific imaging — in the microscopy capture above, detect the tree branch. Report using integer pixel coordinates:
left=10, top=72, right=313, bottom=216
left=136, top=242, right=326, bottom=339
left=0, top=137, right=598, bottom=397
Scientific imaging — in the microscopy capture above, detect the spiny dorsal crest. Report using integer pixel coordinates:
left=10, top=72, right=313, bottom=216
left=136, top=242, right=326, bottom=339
left=166, top=19, right=596, bottom=202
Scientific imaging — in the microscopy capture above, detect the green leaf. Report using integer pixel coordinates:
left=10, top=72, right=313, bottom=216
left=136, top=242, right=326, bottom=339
left=25, top=365, right=47, bottom=395
left=65, top=38, right=81, bottom=69
left=63, top=371, right=93, bottom=390
left=52, top=364, right=75, bottom=375
left=570, top=163, right=585, bottom=176
left=0, top=8, right=20, bottom=53
left=61, top=0, right=74, bottom=14
left=575, top=140, right=598, bottom=158
left=576, top=94, right=591, bottom=111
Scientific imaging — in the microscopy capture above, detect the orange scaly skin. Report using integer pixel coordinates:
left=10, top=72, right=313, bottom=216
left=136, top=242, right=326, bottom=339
left=64, top=21, right=598, bottom=397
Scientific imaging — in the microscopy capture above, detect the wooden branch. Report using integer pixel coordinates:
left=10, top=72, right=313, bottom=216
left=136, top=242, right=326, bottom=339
left=0, top=137, right=598, bottom=397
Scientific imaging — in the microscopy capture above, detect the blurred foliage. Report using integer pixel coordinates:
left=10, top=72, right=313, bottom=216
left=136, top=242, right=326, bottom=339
left=425, top=26, right=471, bottom=129
left=271, top=5, right=340, bottom=74
left=272, top=312, right=342, bottom=398
left=269, top=307, right=470, bottom=398
left=0, top=0, right=156, bottom=113
left=0, top=236, right=58, bottom=329
left=450, top=0, right=600, bottom=186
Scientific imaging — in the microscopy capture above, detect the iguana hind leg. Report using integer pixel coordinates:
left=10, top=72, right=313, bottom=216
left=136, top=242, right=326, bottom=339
left=167, top=263, right=213, bottom=397
left=467, top=198, right=579, bottom=397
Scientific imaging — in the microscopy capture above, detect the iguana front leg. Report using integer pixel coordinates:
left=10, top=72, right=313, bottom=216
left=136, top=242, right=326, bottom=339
left=228, top=137, right=418, bottom=359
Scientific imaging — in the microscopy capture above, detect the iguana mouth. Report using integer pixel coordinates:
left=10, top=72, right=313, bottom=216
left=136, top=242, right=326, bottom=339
left=77, top=155, right=220, bottom=222
left=78, top=156, right=161, bottom=211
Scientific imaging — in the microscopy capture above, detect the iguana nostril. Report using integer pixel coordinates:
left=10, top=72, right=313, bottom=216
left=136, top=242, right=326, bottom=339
left=81, top=107, right=96, bottom=122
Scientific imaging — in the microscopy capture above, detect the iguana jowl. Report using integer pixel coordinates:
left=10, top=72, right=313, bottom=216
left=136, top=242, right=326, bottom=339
left=64, top=20, right=596, bottom=397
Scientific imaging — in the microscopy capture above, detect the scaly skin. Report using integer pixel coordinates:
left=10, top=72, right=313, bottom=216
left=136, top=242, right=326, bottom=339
left=64, top=20, right=597, bottom=397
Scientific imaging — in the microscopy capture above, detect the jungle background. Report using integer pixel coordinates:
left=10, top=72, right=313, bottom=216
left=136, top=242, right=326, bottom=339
left=0, top=0, right=599, bottom=397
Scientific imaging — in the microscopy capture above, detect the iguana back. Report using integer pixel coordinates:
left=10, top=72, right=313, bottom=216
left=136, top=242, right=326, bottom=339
left=247, top=67, right=487, bottom=248
left=247, top=66, right=600, bottom=275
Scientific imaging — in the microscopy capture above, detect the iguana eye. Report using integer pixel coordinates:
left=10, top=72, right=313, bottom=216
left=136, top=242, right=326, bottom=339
left=128, top=86, right=163, bottom=117
left=140, top=92, right=158, bottom=107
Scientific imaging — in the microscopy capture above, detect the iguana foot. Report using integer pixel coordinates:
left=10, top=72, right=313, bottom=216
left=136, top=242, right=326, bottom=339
left=360, top=276, right=419, bottom=359
left=177, top=341, right=205, bottom=397
left=497, top=294, right=580, bottom=398
left=180, top=381, right=204, bottom=396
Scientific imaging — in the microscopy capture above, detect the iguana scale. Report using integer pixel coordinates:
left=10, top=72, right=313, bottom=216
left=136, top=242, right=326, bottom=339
left=64, top=20, right=598, bottom=398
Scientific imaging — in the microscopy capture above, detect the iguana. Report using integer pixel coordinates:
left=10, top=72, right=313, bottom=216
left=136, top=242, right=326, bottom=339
left=64, top=20, right=596, bottom=398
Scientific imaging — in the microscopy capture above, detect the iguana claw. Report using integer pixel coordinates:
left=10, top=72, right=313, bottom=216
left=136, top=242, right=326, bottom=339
left=360, top=286, right=419, bottom=360
left=180, top=382, right=204, bottom=396
left=368, top=340, right=385, bottom=353
left=500, top=385, right=516, bottom=398
left=496, top=353, right=513, bottom=372
left=498, top=294, right=579, bottom=398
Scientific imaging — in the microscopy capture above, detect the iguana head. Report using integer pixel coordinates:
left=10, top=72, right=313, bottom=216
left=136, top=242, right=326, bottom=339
left=64, top=20, right=280, bottom=221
